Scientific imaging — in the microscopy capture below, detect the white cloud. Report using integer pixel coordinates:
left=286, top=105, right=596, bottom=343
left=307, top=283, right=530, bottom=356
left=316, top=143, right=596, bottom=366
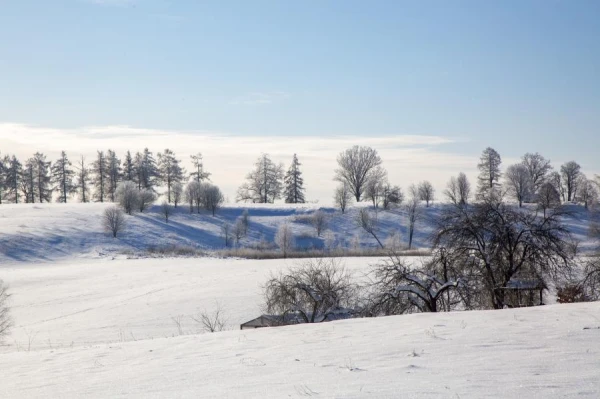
left=0, top=122, right=477, bottom=203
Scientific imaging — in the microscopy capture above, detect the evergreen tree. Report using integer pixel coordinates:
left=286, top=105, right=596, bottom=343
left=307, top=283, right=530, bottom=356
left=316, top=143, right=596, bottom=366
left=106, top=149, right=122, bottom=202
left=75, top=156, right=91, bottom=203
left=33, top=152, right=52, bottom=202
left=123, top=150, right=135, bottom=182
left=91, top=151, right=108, bottom=202
left=51, top=151, right=76, bottom=203
left=477, top=147, right=502, bottom=199
left=158, top=149, right=185, bottom=202
left=4, top=155, right=22, bottom=203
left=283, top=154, right=305, bottom=203
left=190, top=153, right=211, bottom=182
left=0, top=154, right=6, bottom=204
left=21, top=158, right=36, bottom=203
left=139, top=148, right=159, bottom=191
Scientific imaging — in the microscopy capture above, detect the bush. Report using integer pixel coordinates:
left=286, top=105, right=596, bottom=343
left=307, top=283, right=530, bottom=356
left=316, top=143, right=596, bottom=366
left=103, top=206, right=126, bottom=238
left=556, top=284, right=589, bottom=303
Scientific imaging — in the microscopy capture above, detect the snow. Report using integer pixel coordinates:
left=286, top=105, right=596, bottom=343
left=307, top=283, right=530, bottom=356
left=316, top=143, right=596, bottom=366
left=0, top=202, right=599, bottom=398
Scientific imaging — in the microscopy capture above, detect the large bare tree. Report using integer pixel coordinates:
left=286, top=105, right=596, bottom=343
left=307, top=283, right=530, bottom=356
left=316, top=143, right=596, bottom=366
left=444, top=172, right=471, bottom=206
left=237, top=154, right=284, bottom=203
left=560, top=161, right=581, bottom=202
left=263, top=258, right=355, bottom=323
left=334, top=145, right=383, bottom=202
left=521, top=152, right=552, bottom=194
left=504, top=164, right=533, bottom=207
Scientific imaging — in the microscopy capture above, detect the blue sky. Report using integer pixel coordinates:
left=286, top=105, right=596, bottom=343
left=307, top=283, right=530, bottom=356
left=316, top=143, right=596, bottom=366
left=0, top=0, right=599, bottom=200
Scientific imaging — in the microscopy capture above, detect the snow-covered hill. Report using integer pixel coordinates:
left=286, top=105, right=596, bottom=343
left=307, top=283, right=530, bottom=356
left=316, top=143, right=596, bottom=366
left=0, top=202, right=596, bottom=262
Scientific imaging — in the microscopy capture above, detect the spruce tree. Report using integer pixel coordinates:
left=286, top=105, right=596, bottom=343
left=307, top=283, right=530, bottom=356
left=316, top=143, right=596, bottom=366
left=284, top=154, right=305, bottom=203
left=51, top=151, right=76, bottom=203
left=91, top=151, right=108, bottom=202
left=158, top=149, right=184, bottom=202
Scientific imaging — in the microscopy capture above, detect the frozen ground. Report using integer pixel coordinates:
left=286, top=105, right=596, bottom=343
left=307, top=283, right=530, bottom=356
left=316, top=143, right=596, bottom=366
left=0, top=203, right=598, bottom=398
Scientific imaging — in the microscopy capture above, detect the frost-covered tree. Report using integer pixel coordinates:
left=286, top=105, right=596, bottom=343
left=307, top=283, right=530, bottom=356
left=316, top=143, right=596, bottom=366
left=123, top=150, right=135, bottom=182
left=284, top=154, right=305, bottom=204
left=548, top=171, right=565, bottom=203
left=138, top=189, right=156, bottom=212
left=203, top=183, right=224, bottom=216
left=115, top=181, right=139, bottom=215
left=357, top=208, right=384, bottom=248
left=263, top=258, right=355, bottom=323
left=33, top=152, right=52, bottom=203
left=52, top=151, right=77, bottom=203
left=160, top=200, right=172, bottom=223
left=576, top=176, right=598, bottom=210
left=445, top=172, right=471, bottom=206
left=311, top=210, right=327, bottom=237
left=334, top=183, right=353, bottom=214
left=275, top=223, right=295, bottom=258
left=158, top=149, right=185, bottom=203
left=560, top=161, right=581, bottom=202
left=21, top=158, right=36, bottom=203
left=477, top=147, right=502, bottom=199
left=190, top=153, right=211, bottom=182
left=184, top=181, right=202, bottom=213
left=381, top=184, right=403, bottom=210
left=537, top=182, right=561, bottom=217
left=4, top=155, right=22, bottom=203
left=172, top=182, right=183, bottom=208
left=334, top=145, right=383, bottom=202
left=0, top=155, right=6, bottom=204
left=91, top=151, right=108, bottom=202
left=418, top=181, right=435, bottom=207
left=106, top=150, right=122, bottom=202
left=103, top=206, right=126, bottom=238
left=134, top=148, right=159, bottom=192
left=504, top=164, right=533, bottom=207
left=521, top=152, right=552, bottom=195
left=75, top=156, right=91, bottom=203
left=237, top=154, right=284, bottom=203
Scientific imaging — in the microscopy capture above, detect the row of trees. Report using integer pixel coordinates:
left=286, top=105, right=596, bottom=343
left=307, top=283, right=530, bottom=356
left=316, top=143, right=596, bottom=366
left=262, top=192, right=600, bottom=324
left=0, top=149, right=210, bottom=204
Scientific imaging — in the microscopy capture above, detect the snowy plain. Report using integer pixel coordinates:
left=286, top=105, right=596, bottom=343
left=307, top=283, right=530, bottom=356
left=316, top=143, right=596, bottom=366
left=0, top=203, right=599, bottom=398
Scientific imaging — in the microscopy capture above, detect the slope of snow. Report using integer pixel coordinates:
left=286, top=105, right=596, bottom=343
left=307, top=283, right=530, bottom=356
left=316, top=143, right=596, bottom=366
left=0, top=202, right=596, bottom=262
left=1, top=300, right=598, bottom=398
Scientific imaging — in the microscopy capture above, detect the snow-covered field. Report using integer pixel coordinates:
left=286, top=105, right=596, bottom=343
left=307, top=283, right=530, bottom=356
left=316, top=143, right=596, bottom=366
left=0, top=203, right=599, bottom=398
left=0, top=202, right=597, bottom=262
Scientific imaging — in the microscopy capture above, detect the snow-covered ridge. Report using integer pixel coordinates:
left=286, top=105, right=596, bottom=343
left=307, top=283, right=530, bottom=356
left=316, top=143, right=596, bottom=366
left=0, top=202, right=596, bottom=263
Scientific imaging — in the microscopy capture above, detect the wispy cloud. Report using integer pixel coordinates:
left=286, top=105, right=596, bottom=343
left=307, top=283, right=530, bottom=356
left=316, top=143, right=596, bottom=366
left=229, top=91, right=290, bottom=106
left=0, top=122, right=475, bottom=202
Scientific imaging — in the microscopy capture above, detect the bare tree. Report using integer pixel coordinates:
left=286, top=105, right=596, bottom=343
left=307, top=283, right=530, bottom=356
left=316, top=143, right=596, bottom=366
left=367, top=253, right=461, bottom=314
left=577, top=176, right=598, bottom=210
left=191, top=303, right=227, bottom=333
left=381, top=184, right=403, bottom=210
left=232, top=218, right=246, bottom=246
left=263, top=258, right=355, bottom=323
left=161, top=200, right=172, bottom=223
left=138, top=189, right=156, bottom=212
left=504, top=164, right=533, bottom=207
left=334, top=183, right=353, bottom=214
left=432, top=196, right=575, bottom=309
left=115, top=181, right=139, bottom=215
left=521, top=152, right=552, bottom=195
left=537, top=182, right=561, bottom=217
left=357, top=208, right=384, bottom=249
left=275, top=223, right=295, bottom=258
left=203, top=184, right=224, bottom=216
left=237, top=154, right=284, bottom=203
left=221, top=223, right=232, bottom=247
left=560, top=161, right=581, bottom=202
left=184, top=181, right=202, bottom=213
left=172, top=182, right=183, bottom=208
left=418, top=181, right=435, bottom=207
left=445, top=172, right=470, bottom=206
left=240, top=209, right=250, bottom=236
left=311, top=210, right=327, bottom=237
left=0, top=280, right=11, bottom=344
left=477, top=147, right=502, bottom=199
left=103, top=206, right=126, bottom=238
left=405, top=187, right=422, bottom=250
left=334, top=145, right=383, bottom=202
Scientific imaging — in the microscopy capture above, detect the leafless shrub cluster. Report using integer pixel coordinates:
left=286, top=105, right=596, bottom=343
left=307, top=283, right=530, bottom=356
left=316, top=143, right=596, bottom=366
left=191, top=303, right=227, bottom=333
